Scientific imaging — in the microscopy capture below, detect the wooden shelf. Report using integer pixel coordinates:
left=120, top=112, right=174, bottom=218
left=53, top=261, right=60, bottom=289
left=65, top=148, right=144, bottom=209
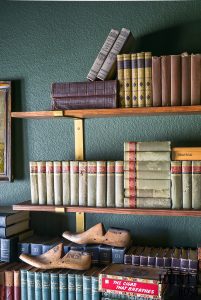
left=11, top=105, right=201, bottom=119
left=12, top=201, right=201, bottom=217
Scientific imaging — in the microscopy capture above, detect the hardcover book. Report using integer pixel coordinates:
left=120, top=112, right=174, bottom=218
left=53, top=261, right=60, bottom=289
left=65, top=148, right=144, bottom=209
left=181, top=53, right=191, bottom=106
left=62, top=161, right=70, bottom=206
left=171, top=161, right=182, bottom=209
left=171, top=55, right=181, bottom=106
left=0, top=220, right=30, bottom=238
left=79, top=161, right=88, bottom=206
left=131, top=53, right=138, bottom=107
left=53, top=161, right=62, bottom=206
left=124, top=141, right=171, bottom=152
left=96, top=161, right=106, bottom=207
left=123, top=54, right=132, bottom=108
left=115, top=161, right=124, bottom=208
left=137, top=52, right=145, bottom=107
left=46, top=161, right=54, bottom=205
left=192, top=161, right=201, bottom=209
left=87, top=161, right=97, bottom=207
left=152, top=56, right=162, bottom=107
left=106, top=161, right=115, bottom=207
left=37, top=161, right=47, bottom=205
left=161, top=55, right=171, bottom=106
left=145, top=52, right=152, bottom=107
left=172, top=147, right=201, bottom=160
left=30, top=161, right=39, bottom=205
left=70, top=161, right=79, bottom=206
left=182, top=161, right=192, bottom=209
left=191, top=54, right=201, bottom=105
left=136, top=198, right=171, bottom=209
left=117, top=54, right=125, bottom=107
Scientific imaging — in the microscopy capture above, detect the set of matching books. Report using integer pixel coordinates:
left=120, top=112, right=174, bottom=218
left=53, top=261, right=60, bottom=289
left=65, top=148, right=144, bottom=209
left=171, top=160, right=201, bottom=209
left=87, top=28, right=135, bottom=81
left=124, top=141, right=171, bottom=209
left=30, top=160, right=124, bottom=207
left=117, top=52, right=152, bottom=108
left=152, top=53, right=201, bottom=106
left=124, top=246, right=198, bottom=273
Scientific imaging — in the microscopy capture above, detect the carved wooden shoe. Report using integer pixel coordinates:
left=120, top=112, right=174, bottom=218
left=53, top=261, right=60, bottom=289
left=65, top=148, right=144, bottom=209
left=62, top=223, right=131, bottom=247
left=19, top=243, right=91, bottom=270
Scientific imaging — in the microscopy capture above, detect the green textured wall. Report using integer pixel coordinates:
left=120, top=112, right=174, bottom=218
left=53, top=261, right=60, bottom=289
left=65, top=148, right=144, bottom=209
left=1, top=0, right=201, bottom=247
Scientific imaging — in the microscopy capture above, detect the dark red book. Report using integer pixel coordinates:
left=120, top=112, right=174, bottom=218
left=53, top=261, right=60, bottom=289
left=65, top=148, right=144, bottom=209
left=161, top=56, right=171, bottom=106
left=171, top=55, right=181, bottom=106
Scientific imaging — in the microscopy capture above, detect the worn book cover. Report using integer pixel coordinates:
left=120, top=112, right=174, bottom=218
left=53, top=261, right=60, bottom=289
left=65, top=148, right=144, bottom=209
left=79, top=161, right=87, bottom=206
left=181, top=53, right=191, bottom=106
left=53, top=161, right=62, bottom=206
left=106, top=161, right=115, bottom=208
left=96, top=161, right=106, bottom=207
left=191, top=54, right=201, bottom=105
left=117, top=54, right=125, bottom=107
left=123, top=54, right=132, bottom=108
left=62, top=161, right=70, bottom=206
left=145, top=52, right=152, bottom=107
left=124, top=141, right=171, bottom=152
left=115, top=161, right=124, bottom=208
left=171, top=161, right=182, bottom=209
left=46, top=161, right=54, bottom=205
left=152, top=56, right=162, bottom=107
left=137, top=52, right=145, bottom=107
left=37, top=161, right=47, bottom=205
left=171, top=55, right=181, bottom=106
left=182, top=161, right=192, bottom=209
left=131, top=53, right=138, bottom=107
left=30, top=161, right=39, bottom=205
left=87, top=161, right=97, bottom=207
left=161, top=55, right=171, bottom=106
left=70, top=161, right=79, bottom=206
left=192, top=161, right=201, bottom=209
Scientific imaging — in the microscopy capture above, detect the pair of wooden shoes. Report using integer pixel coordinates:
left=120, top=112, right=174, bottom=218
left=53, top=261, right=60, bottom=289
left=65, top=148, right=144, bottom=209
left=20, top=223, right=131, bottom=270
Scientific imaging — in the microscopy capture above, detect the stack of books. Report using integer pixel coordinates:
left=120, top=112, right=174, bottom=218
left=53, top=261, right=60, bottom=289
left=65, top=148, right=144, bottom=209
left=30, top=160, right=124, bottom=208
left=152, top=53, right=201, bottom=106
left=117, top=52, right=152, bottom=108
left=124, top=141, right=171, bottom=209
left=0, top=208, right=32, bottom=262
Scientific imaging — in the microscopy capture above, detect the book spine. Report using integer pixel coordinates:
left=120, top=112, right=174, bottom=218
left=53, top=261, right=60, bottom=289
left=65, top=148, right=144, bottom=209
left=54, top=161, right=62, bottom=205
left=171, top=161, right=182, bottom=209
left=137, top=52, right=145, bottom=107
left=97, top=28, right=131, bottom=80
left=79, top=161, right=88, bottom=206
left=171, top=55, right=181, bottom=106
left=21, top=269, right=28, bottom=300
left=5, top=270, right=14, bottom=300
left=112, top=247, right=127, bottom=264
left=31, top=243, right=43, bottom=256
left=18, top=242, right=30, bottom=255
left=191, top=54, right=201, bottom=105
left=161, top=55, right=171, bottom=106
left=59, top=272, right=68, bottom=300
left=123, top=54, right=132, bottom=108
left=75, top=273, right=83, bottom=300
left=115, top=161, right=124, bottom=207
left=42, top=272, right=51, bottom=300
left=182, top=161, right=192, bottom=209
left=131, top=53, right=138, bottom=107
left=84, top=245, right=100, bottom=264
left=124, top=141, right=171, bottom=152
left=124, top=197, right=136, bottom=208
left=117, top=54, right=125, bottom=107
left=37, top=161, right=47, bottom=205
left=35, top=271, right=42, bottom=300
left=99, top=245, right=112, bottom=265
left=27, top=270, right=35, bottom=300
left=135, top=179, right=170, bottom=190
left=46, top=161, right=54, bottom=205
left=172, top=151, right=201, bottom=160
left=192, top=161, right=201, bottom=209
left=136, top=188, right=170, bottom=198
left=87, top=161, right=97, bottom=207
left=68, top=273, right=76, bottom=300
left=70, top=161, right=79, bottom=206
left=83, top=275, right=92, bottom=300
left=87, top=29, right=119, bottom=81
left=145, top=52, right=153, bottom=107
left=50, top=272, right=59, bottom=300
left=124, top=170, right=170, bottom=180
left=106, top=161, right=115, bottom=207
left=1, top=237, right=18, bottom=262
left=62, top=161, right=70, bottom=206
left=136, top=151, right=170, bottom=162
left=136, top=197, right=171, bottom=208
left=96, top=161, right=106, bottom=207
left=92, top=275, right=100, bottom=300
left=152, top=56, right=162, bottom=106
left=181, top=54, right=191, bottom=106
left=29, top=161, right=39, bottom=204
left=14, top=270, right=20, bottom=300
left=135, top=161, right=170, bottom=171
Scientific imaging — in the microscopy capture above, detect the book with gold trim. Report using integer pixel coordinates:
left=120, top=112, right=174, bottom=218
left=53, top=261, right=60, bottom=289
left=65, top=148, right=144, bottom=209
left=123, top=54, right=132, bottom=108
left=137, top=52, right=145, bottom=107
left=30, top=161, right=39, bottom=205
left=79, top=161, right=87, bottom=206
left=145, top=52, right=152, bottom=107
left=117, top=54, right=124, bottom=107
left=62, top=161, right=70, bottom=206
left=131, top=53, right=138, bottom=107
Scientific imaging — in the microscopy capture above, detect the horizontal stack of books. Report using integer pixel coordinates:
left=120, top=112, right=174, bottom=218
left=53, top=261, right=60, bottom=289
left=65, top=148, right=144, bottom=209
left=117, top=52, right=152, bottom=108
left=30, top=160, right=124, bottom=208
left=152, top=53, right=201, bottom=106
left=124, top=141, right=171, bottom=209
left=0, top=208, right=32, bottom=262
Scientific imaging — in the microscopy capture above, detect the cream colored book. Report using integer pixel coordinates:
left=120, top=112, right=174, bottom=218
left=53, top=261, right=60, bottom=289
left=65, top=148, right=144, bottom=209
left=62, top=161, right=70, bottom=206
left=96, top=161, right=106, bottom=207
left=79, top=161, right=87, bottom=206
left=106, top=161, right=115, bottom=207
left=115, top=161, right=124, bottom=208
left=46, top=161, right=54, bottom=205
left=70, top=161, right=79, bottom=206
left=171, top=161, right=182, bottom=209
left=53, top=161, right=62, bottom=206
left=29, top=161, right=39, bottom=205
left=37, top=161, right=47, bottom=205
left=87, top=161, right=97, bottom=207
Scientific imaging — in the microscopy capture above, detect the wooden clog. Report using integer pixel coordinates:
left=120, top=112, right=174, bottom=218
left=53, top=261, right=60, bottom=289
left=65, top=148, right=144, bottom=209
left=62, top=223, right=131, bottom=247
left=19, top=243, right=91, bottom=270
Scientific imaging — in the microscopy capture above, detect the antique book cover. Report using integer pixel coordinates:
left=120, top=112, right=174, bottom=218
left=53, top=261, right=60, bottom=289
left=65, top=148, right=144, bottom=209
left=137, top=52, right=145, bottom=107
left=136, top=198, right=171, bottom=209
left=124, top=152, right=171, bottom=162
left=192, top=161, right=201, bottom=209
left=123, top=54, right=132, bottom=108
left=161, top=55, right=171, bottom=106
left=30, top=161, right=39, bottom=205
left=124, top=141, right=171, bottom=152
left=145, top=52, right=153, bottom=107
left=171, top=161, right=182, bottom=209
left=152, top=56, right=162, bottom=107
left=79, top=161, right=87, bottom=206
left=53, top=161, right=62, bottom=206
left=106, top=161, right=115, bottom=208
left=171, top=55, right=181, bottom=106
left=181, top=53, right=191, bottom=106
left=115, top=161, right=124, bottom=208
left=191, top=54, right=201, bottom=105
left=131, top=53, right=138, bottom=107
left=87, top=161, right=97, bottom=207
left=70, top=161, right=79, bottom=206
left=37, top=161, right=47, bottom=205
left=182, top=161, right=192, bottom=209
left=117, top=54, right=125, bottom=107
left=62, top=161, right=70, bottom=206
left=46, top=161, right=54, bottom=205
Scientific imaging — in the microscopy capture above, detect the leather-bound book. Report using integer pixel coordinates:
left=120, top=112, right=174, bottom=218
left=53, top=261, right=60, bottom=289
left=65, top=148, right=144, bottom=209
left=145, top=52, right=153, bottom=107
left=181, top=53, right=191, bottom=106
left=161, top=55, right=171, bottom=106
left=171, top=55, right=181, bottom=106
left=152, top=56, right=162, bottom=106
left=191, top=54, right=201, bottom=105
left=137, top=52, right=145, bottom=107
left=117, top=54, right=124, bottom=107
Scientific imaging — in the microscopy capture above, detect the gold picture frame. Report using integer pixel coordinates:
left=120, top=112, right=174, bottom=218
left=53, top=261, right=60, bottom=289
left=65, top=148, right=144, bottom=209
left=0, top=81, right=11, bottom=181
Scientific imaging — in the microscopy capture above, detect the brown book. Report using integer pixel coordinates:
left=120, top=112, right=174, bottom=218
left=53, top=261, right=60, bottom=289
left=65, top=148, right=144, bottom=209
left=51, top=81, right=117, bottom=110
left=152, top=56, right=162, bottom=107
left=5, top=270, right=14, bottom=300
left=172, top=147, right=201, bottom=160
left=181, top=53, right=191, bottom=106
left=171, top=55, right=181, bottom=106
left=191, top=54, right=201, bottom=105
left=14, top=270, right=21, bottom=300
left=161, top=56, right=171, bottom=106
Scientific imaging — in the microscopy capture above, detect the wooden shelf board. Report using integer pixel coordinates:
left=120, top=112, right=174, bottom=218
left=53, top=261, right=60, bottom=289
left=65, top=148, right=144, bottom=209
left=11, top=106, right=201, bottom=119
left=12, top=201, right=201, bottom=217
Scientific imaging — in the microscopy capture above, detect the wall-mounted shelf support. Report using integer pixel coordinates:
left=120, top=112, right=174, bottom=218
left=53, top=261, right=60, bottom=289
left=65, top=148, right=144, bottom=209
left=74, top=119, right=85, bottom=233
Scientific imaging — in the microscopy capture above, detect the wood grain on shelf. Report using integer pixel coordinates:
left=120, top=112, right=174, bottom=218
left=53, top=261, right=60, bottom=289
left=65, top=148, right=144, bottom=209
left=12, top=201, right=201, bottom=217
left=11, top=105, right=201, bottom=119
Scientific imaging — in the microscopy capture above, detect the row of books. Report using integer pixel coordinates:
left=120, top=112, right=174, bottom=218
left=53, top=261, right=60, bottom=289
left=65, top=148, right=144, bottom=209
left=152, top=53, right=201, bottom=107
left=124, top=141, right=171, bottom=209
left=30, top=160, right=124, bottom=207
left=171, top=161, right=201, bottom=209
left=124, top=246, right=198, bottom=273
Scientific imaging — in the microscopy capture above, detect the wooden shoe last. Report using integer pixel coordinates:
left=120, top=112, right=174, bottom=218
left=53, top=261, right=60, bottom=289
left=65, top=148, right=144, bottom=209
left=62, top=223, right=131, bottom=247
left=19, top=243, right=91, bottom=270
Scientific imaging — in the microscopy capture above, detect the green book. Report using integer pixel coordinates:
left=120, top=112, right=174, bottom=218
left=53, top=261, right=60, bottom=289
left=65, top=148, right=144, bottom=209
left=83, top=267, right=99, bottom=300
left=27, top=268, right=37, bottom=300
left=68, top=270, right=76, bottom=300
left=92, top=268, right=102, bottom=300
left=35, top=270, right=42, bottom=300
left=50, top=270, right=60, bottom=300
left=75, top=270, right=85, bottom=300
left=21, top=269, right=28, bottom=300
left=42, top=271, right=51, bottom=300
left=59, top=270, right=69, bottom=300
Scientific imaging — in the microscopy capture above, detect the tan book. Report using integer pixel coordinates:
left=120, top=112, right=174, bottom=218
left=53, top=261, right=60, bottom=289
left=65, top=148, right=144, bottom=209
left=106, top=161, right=115, bottom=207
left=115, top=161, right=124, bottom=208
left=29, top=161, right=39, bottom=205
left=137, top=198, right=171, bottom=209
left=70, top=161, right=79, bottom=206
left=0, top=220, right=30, bottom=238
left=182, top=161, right=192, bottom=209
left=171, top=161, right=182, bottom=209
left=87, top=161, right=97, bottom=207
left=53, top=161, right=62, bottom=206
left=172, top=148, right=201, bottom=161
left=123, top=54, right=132, bottom=108
left=124, top=170, right=170, bottom=180
left=96, top=161, right=106, bottom=207
left=124, top=141, right=171, bottom=152
left=37, top=161, right=47, bottom=205
left=145, top=52, right=152, bottom=107
left=131, top=53, right=138, bottom=107
left=137, top=52, right=145, bottom=107
left=117, top=54, right=125, bottom=107
left=46, top=161, right=54, bottom=205
left=124, top=161, right=170, bottom=171
left=62, top=161, right=70, bottom=206
left=79, top=161, right=87, bottom=206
